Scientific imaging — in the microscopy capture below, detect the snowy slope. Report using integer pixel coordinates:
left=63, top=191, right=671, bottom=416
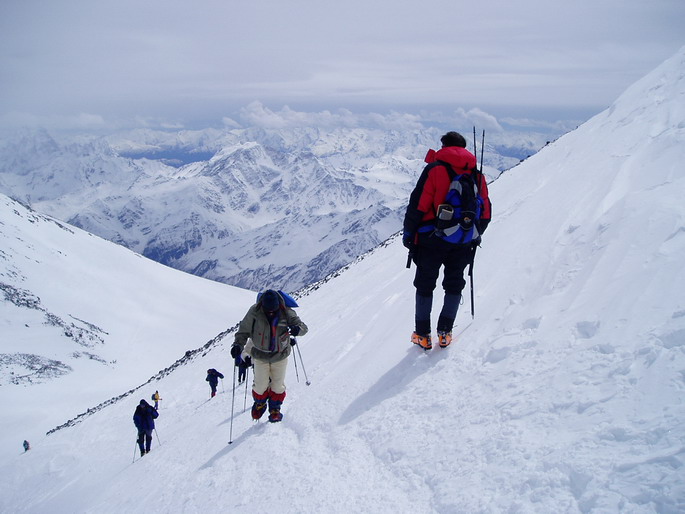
left=0, top=195, right=255, bottom=462
left=1, top=48, right=685, bottom=513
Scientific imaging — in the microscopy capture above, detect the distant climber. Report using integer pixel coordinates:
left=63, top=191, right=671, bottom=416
left=133, top=399, right=158, bottom=457
left=206, top=368, right=224, bottom=397
left=236, top=351, right=250, bottom=384
left=151, top=390, right=161, bottom=409
left=23, top=440, right=30, bottom=452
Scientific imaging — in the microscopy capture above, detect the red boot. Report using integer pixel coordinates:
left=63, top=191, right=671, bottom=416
left=251, top=390, right=269, bottom=420
left=268, top=391, right=286, bottom=423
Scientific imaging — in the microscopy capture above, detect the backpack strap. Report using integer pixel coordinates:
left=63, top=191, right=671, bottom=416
left=436, top=160, right=457, bottom=182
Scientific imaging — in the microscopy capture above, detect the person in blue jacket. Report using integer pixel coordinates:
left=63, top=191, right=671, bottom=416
left=206, top=368, right=224, bottom=397
left=133, top=399, right=158, bottom=457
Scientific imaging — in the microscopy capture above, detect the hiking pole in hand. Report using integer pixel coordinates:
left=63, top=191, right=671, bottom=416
left=292, top=338, right=311, bottom=386
left=154, top=428, right=162, bottom=446
left=229, top=363, right=237, bottom=444
left=243, top=366, right=249, bottom=410
left=291, top=337, right=300, bottom=383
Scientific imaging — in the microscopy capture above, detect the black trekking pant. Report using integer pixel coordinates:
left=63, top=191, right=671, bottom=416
left=413, top=241, right=472, bottom=297
left=412, top=239, right=473, bottom=334
left=137, top=429, right=153, bottom=452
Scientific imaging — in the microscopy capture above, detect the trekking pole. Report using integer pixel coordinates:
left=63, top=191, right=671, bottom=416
left=133, top=440, right=138, bottom=463
left=468, top=128, right=484, bottom=321
left=469, top=244, right=477, bottom=319
left=480, top=129, right=485, bottom=171
left=291, top=337, right=300, bottom=383
left=243, top=366, right=249, bottom=410
left=228, top=364, right=237, bottom=444
left=154, top=428, right=162, bottom=446
left=221, top=378, right=224, bottom=393
left=473, top=126, right=477, bottom=161
left=292, top=338, right=311, bottom=386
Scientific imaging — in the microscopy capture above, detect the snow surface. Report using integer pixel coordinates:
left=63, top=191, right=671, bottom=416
left=1, top=47, right=685, bottom=513
left=0, top=195, right=255, bottom=463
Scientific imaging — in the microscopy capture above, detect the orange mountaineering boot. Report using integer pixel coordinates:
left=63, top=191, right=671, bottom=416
left=437, top=331, right=452, bottom=348
left=411, top=332, right=432, bottom=350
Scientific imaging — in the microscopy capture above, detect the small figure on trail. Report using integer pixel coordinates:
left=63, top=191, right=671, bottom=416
left=151, top=390, right=161, bottom=409
left=206, top=368, right=224, bottom=397
left=236, top=353, right=250, bottom=384
left=23, top=440, right=30, bottom=452
left=133, top=399, right=159, bottom=457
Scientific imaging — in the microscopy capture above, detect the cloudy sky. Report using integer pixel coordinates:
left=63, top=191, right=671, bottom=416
left=1, top=0, right=683, bottom=130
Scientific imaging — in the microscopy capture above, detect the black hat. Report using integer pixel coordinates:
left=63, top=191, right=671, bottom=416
left=440, top=131, right=467, bottom=148
left=261, top=290, right=281, bottom=312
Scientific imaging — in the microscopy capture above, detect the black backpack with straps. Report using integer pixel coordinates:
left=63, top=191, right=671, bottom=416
left=430, top=160, right=483, bottom=245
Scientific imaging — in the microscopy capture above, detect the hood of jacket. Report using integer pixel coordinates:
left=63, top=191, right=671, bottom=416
left=432, top=146, right=476, bottom=170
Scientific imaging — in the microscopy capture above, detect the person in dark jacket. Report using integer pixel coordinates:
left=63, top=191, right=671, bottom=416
left=236, top=355, right=250, bottom=384
left=133, top=399, right=159, bottom=457
left=403, top=131, right=492, bottom=350
left=231, top=289, right=308, bottom=423
left=205, top=368, right=224, bottom=397
left=23, top=440, right=30, bottom=452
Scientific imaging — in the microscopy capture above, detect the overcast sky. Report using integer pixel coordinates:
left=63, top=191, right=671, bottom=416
left=1, top=0, right=683, bottom=131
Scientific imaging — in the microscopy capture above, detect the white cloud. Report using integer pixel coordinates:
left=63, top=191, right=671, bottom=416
left=238, top=101, right=425, bottom=131
left=221, top=117, right=242, bottom=129
left=0, top=112, right=106, bottom=131
left=452, top=108, right=504, bottom=132
left=500, top=117, right=583, bottom=132
left=1, top=0, right=683, bottom=128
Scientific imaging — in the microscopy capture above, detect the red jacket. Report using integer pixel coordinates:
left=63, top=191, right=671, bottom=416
left=404, top=146, right=491, bottom=238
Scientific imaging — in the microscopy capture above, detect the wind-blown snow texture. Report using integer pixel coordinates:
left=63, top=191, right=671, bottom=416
left=1, top=48, right=685, bottom=513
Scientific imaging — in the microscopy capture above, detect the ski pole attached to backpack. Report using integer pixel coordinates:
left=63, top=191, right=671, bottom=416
left=468, top=128, right=485, bottom=320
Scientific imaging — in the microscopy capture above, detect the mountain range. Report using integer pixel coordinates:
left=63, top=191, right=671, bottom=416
left=0, top=119, right=560, bottom=291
